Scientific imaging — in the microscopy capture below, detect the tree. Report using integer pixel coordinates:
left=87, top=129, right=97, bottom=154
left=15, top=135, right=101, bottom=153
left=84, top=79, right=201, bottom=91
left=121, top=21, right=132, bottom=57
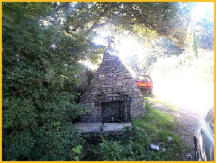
left=3, top=2, right=194, bottom=160
left=3, top=3, right=89, bottom=160
left=193, top=31, right=198, bottom=57
left=60, top=2, right=191, bottom=47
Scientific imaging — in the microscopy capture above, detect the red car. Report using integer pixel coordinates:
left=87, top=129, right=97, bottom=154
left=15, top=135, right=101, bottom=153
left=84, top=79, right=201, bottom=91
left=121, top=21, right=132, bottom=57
left=135, top=75, right=153, bottom=94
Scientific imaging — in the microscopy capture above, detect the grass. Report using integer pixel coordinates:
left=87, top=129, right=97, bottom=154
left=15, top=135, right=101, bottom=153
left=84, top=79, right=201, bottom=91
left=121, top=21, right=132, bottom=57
left=144, top=96, right=178, bottom=112
left=82, top=101, right=188, bottom=161
left=132, top=101, right=187, bottom=160
left=134, top=106, right=177, bottom=141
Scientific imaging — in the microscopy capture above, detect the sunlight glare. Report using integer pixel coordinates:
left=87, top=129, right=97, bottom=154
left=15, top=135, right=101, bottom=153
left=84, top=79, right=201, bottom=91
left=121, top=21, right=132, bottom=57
left=78, top=60, right=98, bottom=70
left=191, top=2, right=214, bottom=22
left=115, top=36, right=144, bottom=60
left=151, top=53, right=214, bottom=117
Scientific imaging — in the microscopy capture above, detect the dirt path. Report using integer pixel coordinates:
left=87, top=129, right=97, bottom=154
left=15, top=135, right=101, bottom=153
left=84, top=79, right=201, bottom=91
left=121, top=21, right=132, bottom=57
left=151, top=103, right=200, bottom=161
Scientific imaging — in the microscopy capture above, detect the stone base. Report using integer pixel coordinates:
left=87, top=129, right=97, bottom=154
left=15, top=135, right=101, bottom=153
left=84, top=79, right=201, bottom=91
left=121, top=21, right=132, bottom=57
left=74, top=122, right=132, bottom=133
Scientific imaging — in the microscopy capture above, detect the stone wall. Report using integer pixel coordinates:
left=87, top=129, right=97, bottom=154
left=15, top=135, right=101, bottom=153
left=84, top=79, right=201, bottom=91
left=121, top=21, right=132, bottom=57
left=80, top=48, right=145, bottom=122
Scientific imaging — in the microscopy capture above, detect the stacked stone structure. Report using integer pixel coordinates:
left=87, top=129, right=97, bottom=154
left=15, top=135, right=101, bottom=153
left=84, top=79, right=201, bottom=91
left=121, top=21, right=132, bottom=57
left=80, top=47, right=145, bottom=122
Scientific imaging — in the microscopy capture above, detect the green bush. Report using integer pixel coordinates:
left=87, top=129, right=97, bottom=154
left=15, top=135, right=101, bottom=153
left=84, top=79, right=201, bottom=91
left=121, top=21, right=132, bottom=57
left=3, top=3, right=88, bottom=160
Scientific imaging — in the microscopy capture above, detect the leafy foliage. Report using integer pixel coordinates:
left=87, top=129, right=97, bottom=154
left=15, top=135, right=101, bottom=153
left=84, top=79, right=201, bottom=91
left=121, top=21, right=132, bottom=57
left=57, top=2, right=191, bottom=47
left=3, top=3, right=89, bottom=160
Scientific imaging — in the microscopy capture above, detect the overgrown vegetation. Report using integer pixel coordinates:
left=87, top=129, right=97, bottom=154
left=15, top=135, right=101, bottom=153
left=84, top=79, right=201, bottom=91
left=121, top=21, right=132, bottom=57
left=3, top=2, right=212, bottom=161
left=2, top=3, right=90, bottom=160
left=80, top=101, right=187, bottom=161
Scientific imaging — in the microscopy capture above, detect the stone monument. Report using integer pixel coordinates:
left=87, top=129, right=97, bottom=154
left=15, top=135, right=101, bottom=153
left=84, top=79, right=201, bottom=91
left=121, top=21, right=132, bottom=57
left=80, top=37, right=145, bottom=122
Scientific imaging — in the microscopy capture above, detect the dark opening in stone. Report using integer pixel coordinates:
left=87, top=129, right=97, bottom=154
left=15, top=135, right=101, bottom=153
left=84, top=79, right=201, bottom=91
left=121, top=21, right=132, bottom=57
left=102, top=101, right=123, bottom=122
left=99, top=95, right=131, bottom=122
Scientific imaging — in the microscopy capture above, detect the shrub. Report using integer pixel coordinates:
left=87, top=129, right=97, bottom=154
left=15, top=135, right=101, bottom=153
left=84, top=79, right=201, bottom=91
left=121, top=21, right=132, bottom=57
left=3, top=3, right=88, bottom=160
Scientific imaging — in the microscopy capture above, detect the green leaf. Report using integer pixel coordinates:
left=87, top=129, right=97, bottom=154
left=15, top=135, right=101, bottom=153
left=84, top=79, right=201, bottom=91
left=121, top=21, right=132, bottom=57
left=74, top=156, right=79, bottom=161
left=72, top=145, right=82, bottom=154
